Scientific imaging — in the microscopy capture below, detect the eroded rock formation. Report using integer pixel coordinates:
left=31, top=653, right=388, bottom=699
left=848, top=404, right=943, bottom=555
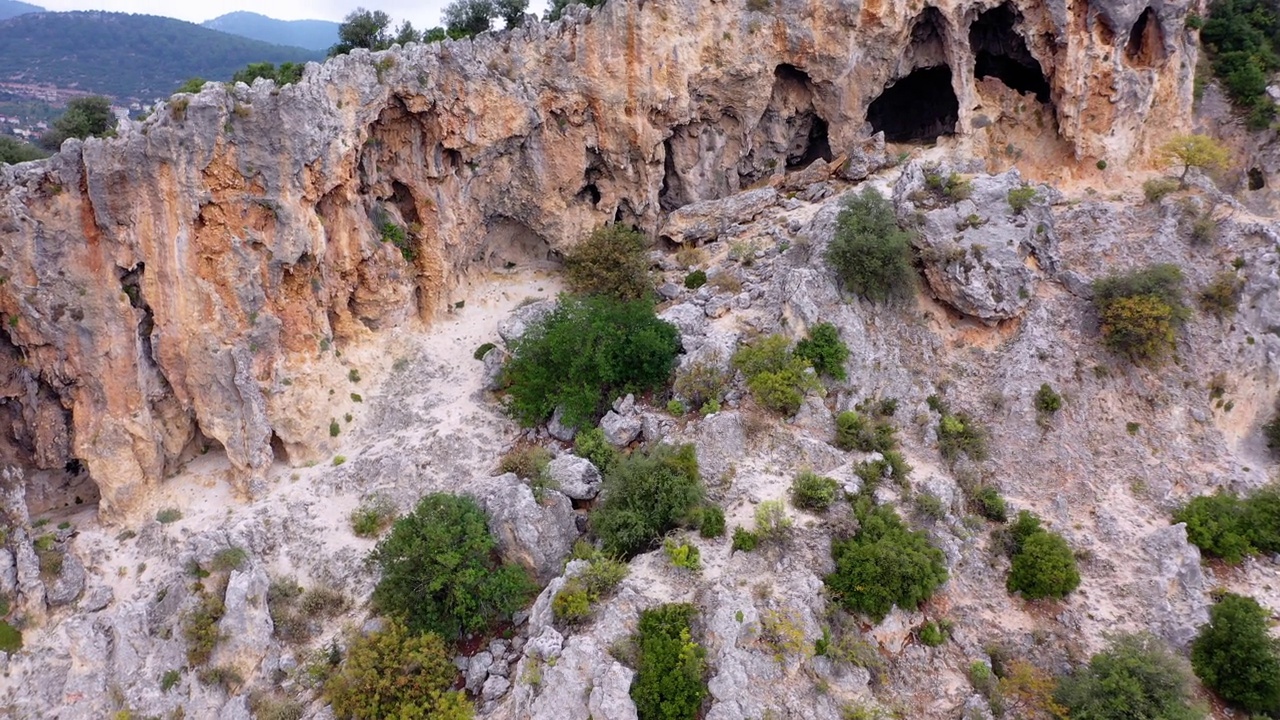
left=0, top=0, right=1198, bottom=519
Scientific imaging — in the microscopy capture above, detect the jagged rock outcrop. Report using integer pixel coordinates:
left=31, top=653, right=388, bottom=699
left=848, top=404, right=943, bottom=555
left=0, top=0, right=1198, bottom=519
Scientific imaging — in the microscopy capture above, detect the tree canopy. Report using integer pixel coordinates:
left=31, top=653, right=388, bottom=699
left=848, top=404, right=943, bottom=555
left=40, top=96, right=115, bottom=150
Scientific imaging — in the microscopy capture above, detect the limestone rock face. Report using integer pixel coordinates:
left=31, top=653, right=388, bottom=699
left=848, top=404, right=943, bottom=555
left=465, top=473, right=579, bottom=583
left=0, top=0, right=1197, bottom=518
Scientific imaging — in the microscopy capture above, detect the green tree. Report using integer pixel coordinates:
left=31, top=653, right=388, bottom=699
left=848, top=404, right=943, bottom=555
left=325, top=621, right=472, bottom=719
left=1092, top=264, right=1189, bottom=365
left=794, top=322, right=849, bottom=380
left=330, top=8, right=394, bottom=56
left=370, top=493, right=534, bottom=641
left=502, top=295, right=679, bottom=429
left=495, top=0, right=530, bottom=28
left=563, top=224, right=653, bottom=301
left=231, top=62, right=304, bottom=86
left=825, top=187, right=917, bottom=303
left=175, top=77, right=207, bottom=93
left=825, top=499, right=948, bottom=621
left=591, top=444, right=703, bottom=557
left=1191, top=593, right=1280, bottom=714
left=0, top=136, right=47, bottom=165
left=1055, top=633, right=1203, bottom=720
left=1174, top=491, right=1253, bottom=563
left=392, top=20, right=421, bottom=45
left=1007, top=529, right=1080, bottom=600
left=631, top=604, right=707, bottom=720
left=40, top=95, right=115, bottom=150
left=1157, top=134, right=1232, bottom=185
left=444, top=0, right=496, bottom=36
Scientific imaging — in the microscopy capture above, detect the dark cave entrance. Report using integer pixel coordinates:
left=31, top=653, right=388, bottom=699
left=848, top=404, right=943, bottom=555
left=867, top=66, right=960, bottom=143
left=1249, top=167, right=1266, bottom=190
left=1125, top=7, right=1164, bottom=67
left=771, top=64, right=834, bottom=171
left=970, top=2, right=1052, bottom=102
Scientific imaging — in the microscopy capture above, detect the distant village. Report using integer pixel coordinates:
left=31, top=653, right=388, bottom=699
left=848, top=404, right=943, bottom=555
left=0, top=82, right=145, bottom=145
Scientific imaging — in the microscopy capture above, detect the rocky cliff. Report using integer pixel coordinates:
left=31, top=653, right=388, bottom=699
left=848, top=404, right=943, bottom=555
left=0, top=0, right=1198, bottom=521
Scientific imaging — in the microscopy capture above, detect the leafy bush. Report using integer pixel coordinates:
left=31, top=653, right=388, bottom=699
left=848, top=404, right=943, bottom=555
left=971, top=485, right=1008, bottom=522
left=918, top=621, right=947, bottom=647
left=825, top=500, right=948, bottom=621
left=574, top=427, right=618, bottom=475
left=269, top=579, right=348, bottom=644
left=325, top=621, right=471, bottom=720
left=663, top=539, right=701, bottom=570
left=794, top=322, right=849, bottom=380
left=731, top=334, right=820, bottom=415
left=1055, top=632, right=1203, bottom=720
left=672, top=354, right=729, bottom=410
left=1142, top=177, right=1180, bottom=203
left=1092, top=264, right=1189, bottom=364
left=564, top=224, right=653, bottom=301
left=938, top=411, right=989, bottom=463
left=699, top=505, right=725, bottom=538
left=503, top=295, right=679, bottom=429
left=683, top=270, right=707, bottom=289
left=754, top=499, right=793, bottom=542
left=1007, top=186, right=1037, bottom=214
left=791, top=471, right=840, bottom=511
left=1175, top=485, right=1280, bottom=562
left=825, top=187, right=917, bottom=303
left=552, top=585, right=592, bottom=624
left=591, top=444, right=703, bottom=558
left=1034, top=383, right=1063, bottom=414
left=835, top=411, right=897, bottom=453
left=349, top=496, right=397, bottom=538
left=1199, top=271, right=1243, bottom=319
left=630, top=604, right=707, bottom=720
left=182, top=592, right=226, bottom=666
left=1191, top=593, right=1280, bottom=715
left=731, top=527, right=760, bottom=552
left=498, top=445, right=552, bottom=480
left=1006, top=531, right=1081, bottom=600
left=553, top=547, right=628, bottom=625
left=370, top=493, right=535, bottom=641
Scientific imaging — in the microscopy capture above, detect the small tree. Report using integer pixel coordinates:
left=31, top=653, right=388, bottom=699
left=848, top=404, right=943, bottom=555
left=563, top=224, right=653, bottom=301
left=825, top=187, right=917, bottom=303
left=630, top=604, right=707, bottom=720
left=325, top=621, right=471, bottom=719
left=1055, top=633, right=1203, bottom=720
left=444, top=0, right=496, bottom=36
left=40, top=96, right=115, bottom=150
left=1092, top=264, right=1189, bottom=365
left=590, top=444, right=703, bottom=558
left=1191, top=593, right=1280, bottom=715
left=495, top=0, right=530, bottom=27
left=1007, top=531, right=1081, bottom=599
left=330, top=8, right=394, bottom=56
left=794, top=322, right=850, bottom=381
left=1157, top=134, right=1231, bottom=185
left=825, top=500, right=948, bottom=621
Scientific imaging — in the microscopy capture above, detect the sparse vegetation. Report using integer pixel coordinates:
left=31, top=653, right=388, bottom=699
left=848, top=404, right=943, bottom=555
left=498, top=445, right=552, bottom=480
left=1191, top=593, right=1280, bottom=715
left=1199, top=271, right=1243, bottom=319
left=731, top=526, right=760, bottom=552
left=731, top=334, right=821, bottom=416
left=1092, top=264, right=1189, bottom=364
left=699, top=505, right=726, bottom=538
left=156, top=508, right=182, bottom=524
left=672, top=353, right=729, bottom=411
left=503, top=295, right=679, bottom=429
left=564, top=224, right=653, bottom=301
left=754, top=499, right=794, bottom=542
left=590, top=444, right=703, bottom=558
left=349, top=496, right=397, bottom=538
left=370, top=493, right=535, bottom=641
left=835, top=410, right=897, bottom=453
left=825, top=498, right=948, bottom=621
left=663, top=538, right=701, bottom=571
left=574, top=426, right=618, bottom=475
left=1142, top=177, right=1180, bottom=203
left=630, top=604, right=707, bottom=720
left=1007, top=186, right=1038, bottom=214
left=937, top=410, right=990, bottom=463
left=182, top=591, right=226, bottom=666
left=552, top=545, right=628, bottom=625
left=1034, top=383, right=1063, bottom=414
left=325, top=621, right=471, bottom=719
left=683, top=270, right=707, bottom=289
left=826, top=187, right=917, bottom=303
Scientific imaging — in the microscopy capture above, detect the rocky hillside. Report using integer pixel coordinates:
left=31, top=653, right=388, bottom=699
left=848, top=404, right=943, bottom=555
left=0, top=0, right=1279, bottom=718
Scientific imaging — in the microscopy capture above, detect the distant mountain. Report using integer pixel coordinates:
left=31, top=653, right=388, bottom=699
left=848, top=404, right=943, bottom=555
left=203, top=11, right=339, bottom=53
left=0, top=1, right=42, bottom=21
left=0, top=12, right=322, bottom=101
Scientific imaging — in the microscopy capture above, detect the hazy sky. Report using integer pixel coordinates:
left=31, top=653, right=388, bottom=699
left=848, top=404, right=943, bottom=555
left=35, top=1, right=473, bottom=29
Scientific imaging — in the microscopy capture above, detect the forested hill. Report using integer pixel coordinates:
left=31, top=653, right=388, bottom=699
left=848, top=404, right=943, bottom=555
left=0, top=12, right=321, bottom=101
left=202, top=12, right=339, bottom=53
left=0, top=1, right=42, bottom=22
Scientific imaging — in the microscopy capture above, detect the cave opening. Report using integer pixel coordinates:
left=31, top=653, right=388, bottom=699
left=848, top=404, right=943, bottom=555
left=867, top=66, right=959, bottom=143
left=771, top=64, right=834, bottom=171
left=1124, top=7, right=1164, bottom=67
left=970, top=2, right=1052, bottom=102
left=473, top=217, right=559, bottom=271
left=1249, top=167, right=1266, bottom=190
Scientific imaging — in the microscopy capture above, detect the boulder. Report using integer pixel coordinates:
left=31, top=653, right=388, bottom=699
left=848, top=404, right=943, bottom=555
left=547, top=406, right=577, bottom=442
left=547, top=454, right=603, bottom=500
left=482, top=345, right=509, bottom=391
left=467, top=474, right=579, bottom=583
left=659, top=188, right=778, bottom=245
left=45, top=549, right=86, bottom=607
left=600, top=411, right=642, bottom=446
left=499, top=299, right=558, bottom=346
left=213, top=564, right=276, bottom=679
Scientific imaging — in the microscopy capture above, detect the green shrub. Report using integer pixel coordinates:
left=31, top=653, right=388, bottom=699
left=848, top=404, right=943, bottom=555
left=794, top=322, right=849, bottom=380
left=160, top=668, right=181, bottom=692
left=630, top=604, right=707, bottom=720
left=835, top=411, right=897, bottom=453
left=972, top=485, right=1008, bottom=522
left=1191, top=593, right=1280, bottom=715
left=1143, top=177, right=1180, bottom=203
left=197, top=665, right=243, bottom=691
left=1034, top=383, right=1063, bottom=414
left=683, top=270, right=707, bottom=289
left=329, top=419, right=341, bottom=437
left=503, top=295, right=679, bottom=429
left=574, top=427, right=618, bottom=475
left=1175, top=485, right=1280, bottom=562
left=0, top=621, right=21, bottom=653
left=378, top=220, right=415, bottom=261
left=552, top=585, right=592, bottom=624
left=498, top=445, right=552, bottom=480
left=1055, top=632, right=1203, bottom=720
left=918, top=621, right=946, bottom=647
left=672, top=354, right=729, bottom=410
left=350, top=496, right=397, bottom=538
left=1006, top=531, right=1081, bottom=600
left=473, top=342, right=496, bottom=360
left=1007, top=186, right=1037, bottom=214
left=663, top=539, right=701, bottom=570
left=731, top=527, right=759, bottom=552
left=210, top=547, right=248, bottom=572
left=1093, top=264, right=1189, bottom=364
left=1005, top=510, right=1045, bottom=555
left=913, top=492, right=946, bottom=522
left=791, top=471, right=840, bottom=511
left=553, top=549, right=628, bottom=625
left=732, top=334, right=820, bottom=415
left=926, top=171, right=973, bottom=201
left=182, top=592, right=226, bottom=666
left=825, top=187, right=917, bottom=303
left=938, top=412, right=989, bottom=463
left=754, top=499, right=793, bottom=541
left=1199, top=271, right=1243, bottom=319
left=590, top=444, right=704, bottom=558
left=156, top=508, right=182, bottom=524
left=370, top=493, right=535, bottom=641
left=699, top=505, right=726, bottom=538
left=666, top=399, right=687, bottom=416
left=564, top=224, right=653, bottom=301
left=825, top=500, right=948, bottom=621
left=269, top=579, right=348, bottom=644
left=1202, top=0, right=1280, bottom=128
left=325, top=621, right=471, bottom=720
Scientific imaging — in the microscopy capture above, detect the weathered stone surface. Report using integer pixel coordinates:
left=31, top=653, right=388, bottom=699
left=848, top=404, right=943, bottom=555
left=659, top=188, right=779, bottom=244
left=481, top=345, right=508, bottom=391
left=466, top=474, right=579, bottom=583
left=45, top=549, right=85, bottom=607
left=599, top=412, right=642, bottom=447
left=547, top=454, right=602, bottom=500
left=547, top=406, right=577, bottom=442
left=213, top=564, right=275, bottom=679
left=498, top=300, right=558, bottom=347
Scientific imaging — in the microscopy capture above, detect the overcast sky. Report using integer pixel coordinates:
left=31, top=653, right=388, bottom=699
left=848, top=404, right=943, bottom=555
left=34, top=1, right=499, bottom=30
